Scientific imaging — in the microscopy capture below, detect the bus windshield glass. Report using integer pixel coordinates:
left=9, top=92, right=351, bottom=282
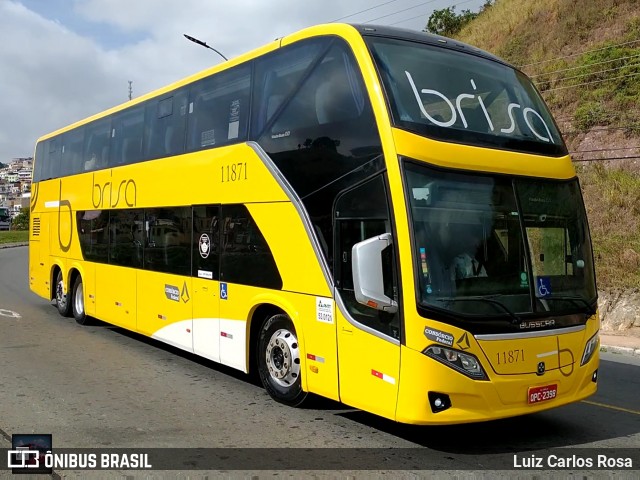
left=367, top=37, right=566, bottom=156
left=405, top=161, right=596, bottom=319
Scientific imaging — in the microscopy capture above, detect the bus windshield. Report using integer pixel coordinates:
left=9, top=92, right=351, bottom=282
left=405, top=161, right=596, bottom=319
left=367, top=37, right=566, bottom=156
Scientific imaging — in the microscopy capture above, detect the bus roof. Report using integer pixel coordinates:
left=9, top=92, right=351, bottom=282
left=349, top=23, right=508, bottom=66
left=36, top=22, right=509, bottom=143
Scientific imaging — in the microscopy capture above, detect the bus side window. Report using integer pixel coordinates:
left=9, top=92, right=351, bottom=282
left=314, top=58, right=363, bottom=125
left=144, top=207, right=192, bottom=276
left=251, top=38, right=329, bottom=136
left=83, top=118, right=111, bottom=172
left=61, top=127, right=85, bottom=177
left=145, top=91, right=188, bottom=159
left=110, top=104, right=145, bottom=167
left=334, top=175, right=400, bottom=340
left=220, top=205, right=282, bottom=290
left=109, top=209, right=144, bottom=268
left=186, top=65, right=250, bottom=152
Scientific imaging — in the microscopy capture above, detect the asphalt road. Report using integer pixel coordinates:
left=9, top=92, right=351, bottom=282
left=0, top=246, right=638, bottom=476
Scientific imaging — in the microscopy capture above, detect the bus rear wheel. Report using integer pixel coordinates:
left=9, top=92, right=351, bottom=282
left=55, top=270, right=72, bottom=317
left=72, top=275, right=91, bottom=325
left=257, top=314, right=307, bottom=407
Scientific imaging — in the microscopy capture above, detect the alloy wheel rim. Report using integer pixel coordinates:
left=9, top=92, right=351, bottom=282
left=265, top=328, right=300, bottom=387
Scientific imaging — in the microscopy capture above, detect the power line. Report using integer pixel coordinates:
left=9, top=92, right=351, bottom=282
left=555, top=113, right=631, bottom=123
left=519, top=39, right=640, bottom=69
left=562, top=126, right=640, bottom=135
left=363, top=0, right=440, bottom=24
left=541, top=71, right=640, bottom=93
left=530, top=52, right=640, bottom=78
left=387, top=0, right=476, bottom=26
left=538, top=61, right=640, bottom=85
left=572, top=155, right=640, bottom=162
left=570, top=146, right=640, bottom=154
left=330, top=0, right=401, bottom=23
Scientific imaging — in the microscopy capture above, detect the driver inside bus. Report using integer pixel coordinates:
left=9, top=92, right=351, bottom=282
left=443, top=222, right=488, bottom=280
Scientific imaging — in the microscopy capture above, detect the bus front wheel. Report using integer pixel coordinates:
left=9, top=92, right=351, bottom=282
left=72, top=276, right=91, bottom=325
left=257, top=314, right=307, bottom=407
left=55, top=270, right=72, bottom=317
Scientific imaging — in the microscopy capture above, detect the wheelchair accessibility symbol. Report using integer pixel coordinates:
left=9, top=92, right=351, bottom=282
left=220, top=283, right=228, bottom=300
left=536, top=276, right=551, bottom=298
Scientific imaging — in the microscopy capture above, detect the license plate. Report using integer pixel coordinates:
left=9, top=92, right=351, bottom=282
left=528, top=384, right=557, bottom=404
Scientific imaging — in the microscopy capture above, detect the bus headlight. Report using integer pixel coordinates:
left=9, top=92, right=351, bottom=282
left=581, top=331, right=599, bottom=366
left=423, top=345, right=487, bottom=380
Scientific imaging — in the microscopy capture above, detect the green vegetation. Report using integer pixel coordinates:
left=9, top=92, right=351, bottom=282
left=578, top=163, right=640, bottom=290
left=11, top=207, right=29, bottom=231
left=454, top=0, right=640, bottom=292
left=425, top=1, right=493, bottom=37
left=0, top=230, right=28, bottom=244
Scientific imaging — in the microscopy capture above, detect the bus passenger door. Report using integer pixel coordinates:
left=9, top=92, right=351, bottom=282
left=191, top=205, right=221, bottom=363
left=334, top=175, right=401, bottom=421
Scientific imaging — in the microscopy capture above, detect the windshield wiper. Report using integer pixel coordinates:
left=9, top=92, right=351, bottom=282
left=545, top=295, right=597, bottom=316
left=438, top=295, right=521, bottom=324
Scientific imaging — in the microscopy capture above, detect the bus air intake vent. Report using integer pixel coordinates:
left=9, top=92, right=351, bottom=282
left=32, top=217, right=41, bottom=236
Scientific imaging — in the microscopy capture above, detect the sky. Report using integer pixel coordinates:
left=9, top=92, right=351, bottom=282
left=0, top=0, right=485, bottom=162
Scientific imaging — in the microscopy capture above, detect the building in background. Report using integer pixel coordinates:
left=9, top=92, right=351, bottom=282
left=0, top=157, right=32, bottom=214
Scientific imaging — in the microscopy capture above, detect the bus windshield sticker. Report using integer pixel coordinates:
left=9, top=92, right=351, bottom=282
left=316, top=297, right=334, bottom=324
left=199, top=234, right=211, bottom=258
left=198, top=270, right=213, bottom=280
left=228, top=99, right=240, bottom=140
left=536, top=276, right=552, bottom=298
left=424, top=327, right=454, bottom=346
left=228, top=121, right=239, bottom=140
left=201, top=129, right=216, bottom=147
left=271, top=131, right=291, bottom=140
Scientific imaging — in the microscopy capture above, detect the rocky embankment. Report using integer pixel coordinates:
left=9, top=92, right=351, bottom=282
left=598, top=291, right=640, bottom=334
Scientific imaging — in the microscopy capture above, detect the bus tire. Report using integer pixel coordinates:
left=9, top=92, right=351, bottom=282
left=257, top=314, right=307, bottom=407
left=55, top=270, right=72, bottom=317
left=72, top=275, right=91, bottom=325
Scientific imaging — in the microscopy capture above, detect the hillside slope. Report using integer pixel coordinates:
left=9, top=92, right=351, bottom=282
left=456, top=0, right=640, bottom=291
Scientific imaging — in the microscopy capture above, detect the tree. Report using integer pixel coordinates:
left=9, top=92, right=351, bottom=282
left=425, top=6, right=479, bottom=37
left=12, top=207, right=29, bottom=231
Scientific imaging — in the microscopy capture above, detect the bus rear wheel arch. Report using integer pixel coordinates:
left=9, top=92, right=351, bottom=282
left=257, top=313, right=307, bottom=407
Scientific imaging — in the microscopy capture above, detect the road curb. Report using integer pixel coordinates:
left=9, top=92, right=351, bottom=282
left=0, top=242, right=28, bottom=249
left=600, top=345, right=640, bottom=356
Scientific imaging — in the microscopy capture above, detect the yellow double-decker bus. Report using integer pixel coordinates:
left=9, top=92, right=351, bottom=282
left=29, top=23, right=599, bottom=424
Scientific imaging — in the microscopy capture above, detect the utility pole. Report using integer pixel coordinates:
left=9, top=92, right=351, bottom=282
left=128, top=81, right=133, bottom=101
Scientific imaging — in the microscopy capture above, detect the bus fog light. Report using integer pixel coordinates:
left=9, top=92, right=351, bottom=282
left=592, top=370, right=598, bottom=383
left=423, top=345, right=487, bottom=380
left=428, top=391, right=451, bottom=413
left=581, top=331, right=599, bottom=366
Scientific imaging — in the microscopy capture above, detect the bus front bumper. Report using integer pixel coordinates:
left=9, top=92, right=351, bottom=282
left=394, top=345, right=598, bottom=425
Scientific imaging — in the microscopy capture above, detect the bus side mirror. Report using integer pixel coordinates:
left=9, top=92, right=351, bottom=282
left=352, top=233, right=398, bottom=314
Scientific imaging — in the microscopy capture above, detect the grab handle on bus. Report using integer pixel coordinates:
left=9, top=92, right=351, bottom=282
left=351, top=233, right=398, bottom=314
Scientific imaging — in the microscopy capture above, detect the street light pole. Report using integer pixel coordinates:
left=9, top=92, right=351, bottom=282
left=183, top=34, right=228, bottom=61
